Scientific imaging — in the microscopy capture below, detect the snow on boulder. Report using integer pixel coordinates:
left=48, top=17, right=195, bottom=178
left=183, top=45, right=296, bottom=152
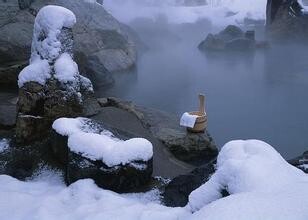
left=52, top=117, right=153, bottom=167
left=54, top=53, right=79, bottom=83
left=187, top=140, right=308, bottom=220
left=51, top=117, right=153, bottom=192
left=31, top=5, right=76, bottom=62
left=17, top=59, right=51, bottom=88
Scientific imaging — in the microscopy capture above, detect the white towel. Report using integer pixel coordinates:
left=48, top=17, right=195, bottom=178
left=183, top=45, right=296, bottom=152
left=180, top=112, right=198, bottom=128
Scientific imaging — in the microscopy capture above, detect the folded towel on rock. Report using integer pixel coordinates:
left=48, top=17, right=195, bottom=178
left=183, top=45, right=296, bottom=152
left=180, top=112, right=198, bottom=128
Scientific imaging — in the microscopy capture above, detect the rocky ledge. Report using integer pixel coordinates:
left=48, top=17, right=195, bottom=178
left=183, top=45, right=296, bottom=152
left=97, top=97, right=218, bottom=165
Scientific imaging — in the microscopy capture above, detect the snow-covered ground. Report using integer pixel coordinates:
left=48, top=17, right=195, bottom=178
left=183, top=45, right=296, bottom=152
left=1, top=139, right=307, bottom=220
left=103, top=0, right=267, bottom=26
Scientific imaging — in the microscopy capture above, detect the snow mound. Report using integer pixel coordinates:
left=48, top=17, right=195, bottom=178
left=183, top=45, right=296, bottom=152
left=0, top=140, right=308, bottom=219
left=17, top=59, right=51, bottom=87
left=54, top=53, right=79, bottom=83
left=188, top=140, right=308, bottom=220
left=31, top=5, right=76, bottom=62
left=0, top=176, right=189, bottom=220
left=52, top=118, right=153, bottom=167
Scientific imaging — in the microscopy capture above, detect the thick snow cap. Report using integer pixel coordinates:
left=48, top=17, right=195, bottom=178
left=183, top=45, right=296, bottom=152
left=52, top=118, right=153, bottom=167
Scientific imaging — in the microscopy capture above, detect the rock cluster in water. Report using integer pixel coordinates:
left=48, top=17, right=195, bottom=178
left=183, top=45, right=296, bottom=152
left=198, top=25, right=268, bottom=52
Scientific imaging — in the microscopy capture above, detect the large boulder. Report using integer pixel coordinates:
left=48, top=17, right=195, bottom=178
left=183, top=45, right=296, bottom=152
left=51, top=117, right=153, bottom=193
left=0, top=0, right=137, bottom=88
left=266, top=0, right=308, bottom=41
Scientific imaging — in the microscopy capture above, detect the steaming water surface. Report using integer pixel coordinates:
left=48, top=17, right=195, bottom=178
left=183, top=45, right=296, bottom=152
left=99, top=4, right=308, bottom=159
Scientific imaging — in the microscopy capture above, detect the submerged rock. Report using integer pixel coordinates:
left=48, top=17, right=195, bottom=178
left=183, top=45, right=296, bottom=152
left=51, top=117, right=153, bottom=193
left=0, top=0, right=137, bottom=88
left=266, top=0, right=308, bottom=41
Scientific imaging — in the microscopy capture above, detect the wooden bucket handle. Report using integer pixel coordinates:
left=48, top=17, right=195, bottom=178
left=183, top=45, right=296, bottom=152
left=199, top=94, right=205, bottom=114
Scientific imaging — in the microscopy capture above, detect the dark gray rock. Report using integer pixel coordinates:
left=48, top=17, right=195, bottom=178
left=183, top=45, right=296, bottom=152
left=266, top=0, right=308, bottom=41
left=0, top=137, right=64, bottom=181
left=163, top=161, right=215, bottom=207
left=0, top=61, right=28, bottom=88
left=0, top=105, right=16, bottom=129
left=217, top=25, right=244, bottom=42
left=288, top=151, right=308, bottom=173
left=0, top=92, right=17, bottom=129
left=51, top=118, right=153, bottom=193
left=16, top=114, right=50, bottom=145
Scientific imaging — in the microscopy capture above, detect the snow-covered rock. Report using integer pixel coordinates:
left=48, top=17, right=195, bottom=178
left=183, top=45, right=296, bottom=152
left=51, top=117, right=153, bottom=192
left=188, top=140, right=308, bottom=219
left=16, top=5, right=98, bottom=144
left=53, top=118, right=153, bottom=167
left=18, top=59, right=51, bottom=88
left=31, top=5, right=76, bottom=62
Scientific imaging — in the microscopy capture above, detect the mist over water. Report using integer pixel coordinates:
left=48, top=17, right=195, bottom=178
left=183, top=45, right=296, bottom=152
left=101, top=1, right=308, bottom=158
